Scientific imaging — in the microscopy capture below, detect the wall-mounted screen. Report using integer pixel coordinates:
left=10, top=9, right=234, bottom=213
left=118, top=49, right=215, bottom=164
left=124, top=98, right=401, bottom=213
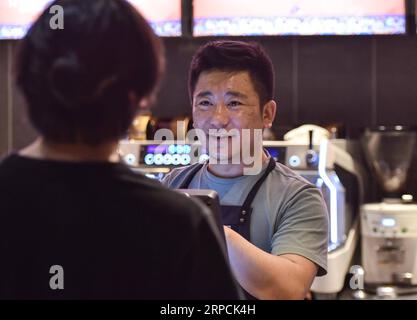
left=193, top=0, right=406, bottom=36
left=129, top=0, right=181, bottom=36
left=0, top=0, right=181, bottom=39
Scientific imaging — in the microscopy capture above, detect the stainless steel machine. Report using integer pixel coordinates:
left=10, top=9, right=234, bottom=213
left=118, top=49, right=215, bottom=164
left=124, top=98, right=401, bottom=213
left=117, top=139, right=209, bottom=179
left=361, top=126, right=417, bottom=296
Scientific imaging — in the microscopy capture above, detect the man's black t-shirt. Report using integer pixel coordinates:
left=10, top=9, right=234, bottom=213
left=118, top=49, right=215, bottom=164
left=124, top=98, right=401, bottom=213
left=0, top=154, right=241, bottom=299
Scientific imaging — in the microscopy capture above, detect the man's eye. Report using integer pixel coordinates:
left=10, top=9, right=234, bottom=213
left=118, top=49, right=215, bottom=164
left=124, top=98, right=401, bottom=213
left=198, top=100, right=212, bottom=107
left=228, top=101, right=242, bottom=108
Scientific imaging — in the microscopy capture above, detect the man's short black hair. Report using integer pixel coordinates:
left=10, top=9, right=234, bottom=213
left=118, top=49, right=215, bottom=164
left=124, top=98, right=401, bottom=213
left=188, top=40, right=275, bottom=107
left=15, top=0, right=164, bottom=145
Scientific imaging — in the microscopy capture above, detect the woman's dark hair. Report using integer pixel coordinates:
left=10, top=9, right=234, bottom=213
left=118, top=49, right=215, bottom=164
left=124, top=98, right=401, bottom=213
left=15, top=0, right=164, bottom=145
left=188, top=40, right=274, bottom=107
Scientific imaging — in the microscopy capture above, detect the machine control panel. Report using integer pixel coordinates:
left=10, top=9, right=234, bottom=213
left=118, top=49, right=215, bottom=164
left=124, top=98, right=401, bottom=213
left=120, top=140, right=322, bottom=170
left=361, top=207, right=417, bottom=238
left=118, top=141, right=209, bottom=167
left=263, top=143, right=319, bottom=169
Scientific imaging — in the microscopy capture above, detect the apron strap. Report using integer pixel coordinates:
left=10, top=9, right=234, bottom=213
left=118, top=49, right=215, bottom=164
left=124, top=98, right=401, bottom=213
left=178, top=163, right=205, bottom=189
left=180, top=157, right=276, bottom=203
left=240, top=157, right=276, bottom=212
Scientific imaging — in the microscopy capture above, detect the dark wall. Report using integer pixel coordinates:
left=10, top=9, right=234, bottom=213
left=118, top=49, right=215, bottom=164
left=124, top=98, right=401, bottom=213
left=0, top=35, right=416, bottom=196
left=0, top=41, right=10, bottom=155
left=0, top=41, right=37, bottom=158
left=153, top=36, right=417, bottom=137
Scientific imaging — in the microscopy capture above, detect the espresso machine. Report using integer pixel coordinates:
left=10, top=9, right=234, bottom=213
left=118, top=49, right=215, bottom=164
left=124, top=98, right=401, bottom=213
left=118, top=139, right=208, bottom=179
left=118, top=116, right=196, bottom=179
left=361, top=126, right=417, bottom=297
left=265, top=125, right=368, bottom=298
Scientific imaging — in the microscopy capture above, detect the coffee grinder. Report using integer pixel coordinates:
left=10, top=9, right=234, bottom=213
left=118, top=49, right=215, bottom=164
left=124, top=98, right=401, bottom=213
left=361, top=126, right=417, bottom=296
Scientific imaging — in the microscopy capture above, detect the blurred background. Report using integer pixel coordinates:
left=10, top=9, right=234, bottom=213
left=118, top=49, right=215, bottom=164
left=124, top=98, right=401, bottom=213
left=2, top=0, right=417, bottom=299
left=1, top=0, right=416, bottom=196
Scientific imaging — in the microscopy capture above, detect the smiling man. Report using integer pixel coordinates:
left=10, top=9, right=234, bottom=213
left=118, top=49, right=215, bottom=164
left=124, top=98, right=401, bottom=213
left=162, top=40, right=328, bottom=300
left=194, top=69, right=268, bottom=175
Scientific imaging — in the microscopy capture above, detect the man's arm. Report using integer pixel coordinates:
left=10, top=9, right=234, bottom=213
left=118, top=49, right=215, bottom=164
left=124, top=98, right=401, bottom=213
left=224, top=184, right=328, bottom=300
left=224, top=226, right=318, bottom=300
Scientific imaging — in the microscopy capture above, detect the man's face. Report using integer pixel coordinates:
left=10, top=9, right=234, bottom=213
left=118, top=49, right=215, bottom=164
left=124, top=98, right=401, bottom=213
left=192, top=70, right=274, bottom=162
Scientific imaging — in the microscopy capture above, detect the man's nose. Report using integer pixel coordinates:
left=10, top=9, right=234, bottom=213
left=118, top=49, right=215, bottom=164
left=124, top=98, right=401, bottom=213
left=210, top=104, right=229, bottom=128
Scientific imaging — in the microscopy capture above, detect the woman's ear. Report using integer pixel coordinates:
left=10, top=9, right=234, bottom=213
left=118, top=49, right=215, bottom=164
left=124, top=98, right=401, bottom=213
left=141, top=93, right=157, bottom=109
left=128, top=91, right=139, bottom=108
left=128, top=91, right=153, bottom=110
left=262, top=100, right=277, bottom=129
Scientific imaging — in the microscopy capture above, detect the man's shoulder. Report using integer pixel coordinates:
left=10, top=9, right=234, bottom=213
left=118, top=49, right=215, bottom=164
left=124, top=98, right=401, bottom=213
left=270, top=161, right=315, bottom=189
left=261, top=161, right=325, bottom=213
left=161, top=163, right=202, bottom=188
left=167, top=163, right=200, bottom=177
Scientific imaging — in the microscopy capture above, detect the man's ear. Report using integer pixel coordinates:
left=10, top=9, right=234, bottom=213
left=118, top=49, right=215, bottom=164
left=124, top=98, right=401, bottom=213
left=262, top=100, right=277, bottom=129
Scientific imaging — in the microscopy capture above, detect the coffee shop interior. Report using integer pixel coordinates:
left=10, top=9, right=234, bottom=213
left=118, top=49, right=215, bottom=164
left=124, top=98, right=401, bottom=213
left=1, top=0, right=417, bottom=300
